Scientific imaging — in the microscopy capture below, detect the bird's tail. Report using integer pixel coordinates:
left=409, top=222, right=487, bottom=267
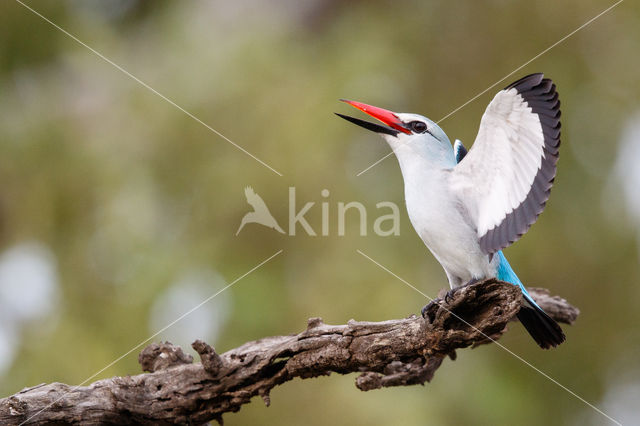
left=496, top=251, right=565, bottom=349
left=517, top=294, right=565, bottom=349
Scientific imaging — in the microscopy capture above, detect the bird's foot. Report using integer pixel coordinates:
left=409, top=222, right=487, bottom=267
left=422, top=278, right=481, bottom=322
left=444, top=278, right=480, bottom=304
left=421, top=300, right=438, bottom=319
left=421, top=299, right=444, bottom=324
left=444, top=288, right=457, bottom=304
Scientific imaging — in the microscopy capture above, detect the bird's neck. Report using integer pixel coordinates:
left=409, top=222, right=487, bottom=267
left=388, top=138, right=456, bottom=178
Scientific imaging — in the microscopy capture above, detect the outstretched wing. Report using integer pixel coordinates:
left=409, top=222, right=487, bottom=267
left=450, top=73, right=561, bottom=254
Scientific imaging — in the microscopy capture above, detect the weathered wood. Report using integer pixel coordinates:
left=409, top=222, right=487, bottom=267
left=0, top=279, right=579, bottom=425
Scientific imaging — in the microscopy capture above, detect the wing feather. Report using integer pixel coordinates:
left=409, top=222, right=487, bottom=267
left=450, top=73, right=561, bottom=254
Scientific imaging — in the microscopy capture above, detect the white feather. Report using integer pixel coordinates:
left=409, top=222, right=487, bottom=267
left=450, top=88, right=545, bottom=237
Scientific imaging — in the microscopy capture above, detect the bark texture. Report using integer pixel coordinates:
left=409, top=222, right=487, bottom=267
left=0, top=279, right=579, bottom=425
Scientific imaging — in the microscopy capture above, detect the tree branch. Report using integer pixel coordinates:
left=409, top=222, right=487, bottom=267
left=0, top=279, right=579, bottom=425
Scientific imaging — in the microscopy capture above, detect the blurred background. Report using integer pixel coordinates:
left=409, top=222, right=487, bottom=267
left=0, top=1, right=639, bottom=425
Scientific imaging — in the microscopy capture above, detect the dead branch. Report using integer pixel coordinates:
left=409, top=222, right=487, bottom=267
left=0, top=279, right=579, bottom=425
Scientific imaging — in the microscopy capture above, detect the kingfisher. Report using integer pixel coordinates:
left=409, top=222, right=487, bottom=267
left=337, top=73, right=565, bottom=349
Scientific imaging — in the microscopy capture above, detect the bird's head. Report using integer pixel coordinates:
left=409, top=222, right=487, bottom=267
left=336, top=100, right=454, bottom=167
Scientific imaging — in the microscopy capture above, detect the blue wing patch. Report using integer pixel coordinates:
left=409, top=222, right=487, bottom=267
left=454, top=139, right=467, bottom=164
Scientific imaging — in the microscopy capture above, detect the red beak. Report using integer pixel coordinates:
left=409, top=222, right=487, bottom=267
left=340, top=100, right=410, bottom=135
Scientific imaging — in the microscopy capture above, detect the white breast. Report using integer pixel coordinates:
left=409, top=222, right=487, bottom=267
left=402, top=167, right=493, bottom=286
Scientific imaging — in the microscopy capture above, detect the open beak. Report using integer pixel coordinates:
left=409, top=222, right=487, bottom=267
left=335, top=100, right=410, bottom=136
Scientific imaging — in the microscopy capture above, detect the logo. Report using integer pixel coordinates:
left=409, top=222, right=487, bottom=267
left=236, top=186, right=285, bottom=235
left=236, top=187, right=400, bottom=236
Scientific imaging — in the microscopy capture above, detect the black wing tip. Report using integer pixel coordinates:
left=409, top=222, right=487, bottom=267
left=517, top=305, right=566, bottom=349
left=504, top=73, right=544, bottom=91
left=504, top=73, right=562, bottom=147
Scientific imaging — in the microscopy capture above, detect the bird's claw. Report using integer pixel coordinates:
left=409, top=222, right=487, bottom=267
left=444, top=288, right=457, bottom=304
left=423, top=279, right=478, bottom=320
left=421, top=300, right=438, bottom=319
left=444, top=279, right=478, bottom=304
left=422, top=289, right=458, bottom=321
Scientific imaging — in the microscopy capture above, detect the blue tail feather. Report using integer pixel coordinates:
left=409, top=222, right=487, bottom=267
left=496, top=251, right=540, bottom=309
left=495, top=251, right=565, bottom=349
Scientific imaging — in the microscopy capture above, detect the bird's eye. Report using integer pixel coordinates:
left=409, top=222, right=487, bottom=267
left=409, top=121, right=427, bottom=133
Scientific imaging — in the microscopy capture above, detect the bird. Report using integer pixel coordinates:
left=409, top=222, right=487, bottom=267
left=337, top=73, right=565, bottom=349
left=236, top=186, right=285, bottom=235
